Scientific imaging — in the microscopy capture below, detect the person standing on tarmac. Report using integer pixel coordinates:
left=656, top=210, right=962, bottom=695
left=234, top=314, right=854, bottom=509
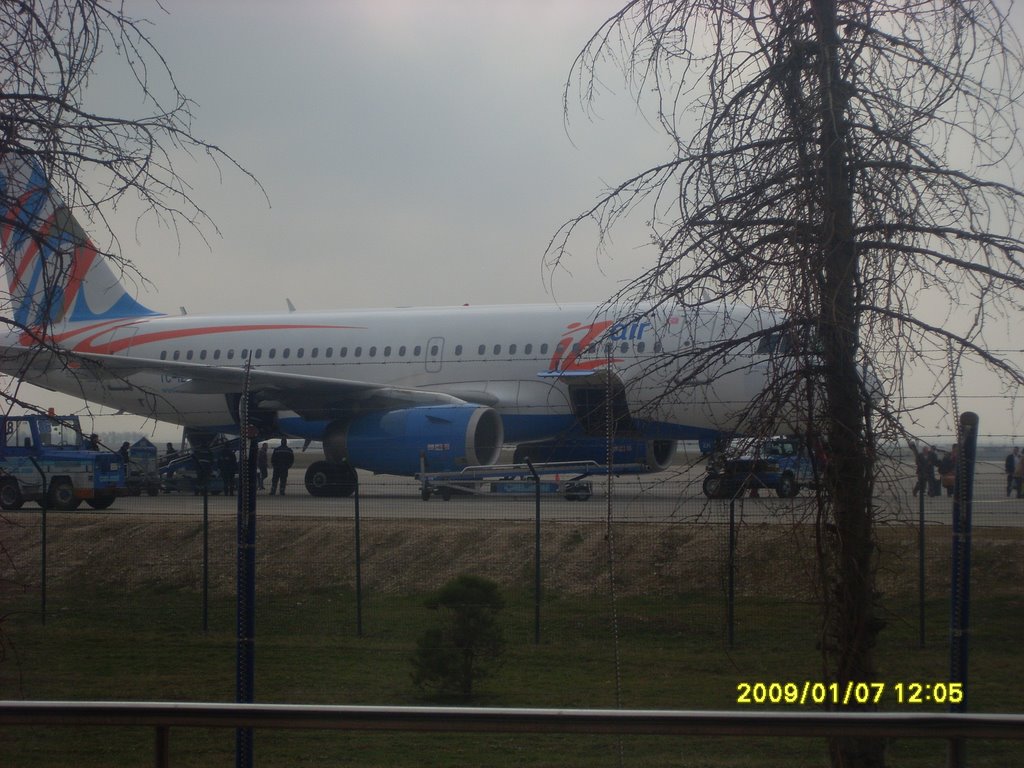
left=1005, top=447, right=1019, bottom=497
left=219, top=446, right=238, bottom=496
left=257, top=442, right=269, bottom=491
left=270, top=438, right=294, bottom=495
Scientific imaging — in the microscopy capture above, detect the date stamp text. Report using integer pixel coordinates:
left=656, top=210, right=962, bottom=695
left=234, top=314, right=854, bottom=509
left=736, top=681, right=963, bottom=706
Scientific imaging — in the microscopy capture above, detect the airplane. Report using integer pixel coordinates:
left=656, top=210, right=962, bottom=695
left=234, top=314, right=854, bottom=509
left=0, top=153, right=777, bottom=497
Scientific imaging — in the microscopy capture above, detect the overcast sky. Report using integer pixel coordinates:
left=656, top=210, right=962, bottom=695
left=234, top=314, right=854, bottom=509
left=16, top=0, right=668, bottom=441
left=9, top=1, right=1024, bottom=444
left=93, top=0, right=662, bottom=313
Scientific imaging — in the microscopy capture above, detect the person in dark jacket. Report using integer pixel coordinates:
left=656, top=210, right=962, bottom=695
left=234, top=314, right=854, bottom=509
left=938, top=446, right=957, bottom=498
left=910, top=443, right=940, bottom=498
left=1005, top=447, right=1019, bottom=497
left=218, top=446, right=238, bottom=496
left=270, top=438, right=294, bottom=495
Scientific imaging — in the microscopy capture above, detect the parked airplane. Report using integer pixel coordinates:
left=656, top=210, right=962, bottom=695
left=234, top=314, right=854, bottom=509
left=0, top=154, right=775, bottom=496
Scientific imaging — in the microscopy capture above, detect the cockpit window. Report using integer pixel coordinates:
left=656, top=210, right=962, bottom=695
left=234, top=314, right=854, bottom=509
left=756, top=332, right=793, bottom=355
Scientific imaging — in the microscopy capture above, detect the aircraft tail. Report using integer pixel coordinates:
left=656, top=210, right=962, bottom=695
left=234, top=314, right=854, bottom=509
left=0, top=154, right=159, bottom=332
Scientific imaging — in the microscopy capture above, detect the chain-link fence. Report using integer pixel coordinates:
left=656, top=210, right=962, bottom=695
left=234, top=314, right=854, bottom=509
left=4, top=447, right=1021, bottom=647
left=3, top=439, right=1024, bottom=764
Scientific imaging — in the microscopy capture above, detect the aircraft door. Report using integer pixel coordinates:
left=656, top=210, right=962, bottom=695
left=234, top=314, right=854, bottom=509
left=425, top=337, right=444, bottom=373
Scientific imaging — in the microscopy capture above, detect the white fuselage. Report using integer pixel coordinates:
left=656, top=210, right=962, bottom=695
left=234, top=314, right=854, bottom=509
left=0, top=155, right=771, bottom=455
left=11, top=302, right=767, bottom=445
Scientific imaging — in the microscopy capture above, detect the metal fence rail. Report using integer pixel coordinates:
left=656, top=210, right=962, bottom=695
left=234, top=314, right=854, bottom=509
left=2, top=701, right=1023, bottom=768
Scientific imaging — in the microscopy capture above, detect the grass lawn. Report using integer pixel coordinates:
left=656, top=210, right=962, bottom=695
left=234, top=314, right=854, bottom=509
left=2, top=513, right=1021, bottom=765
left=1, top=587, right=1020, bottom=767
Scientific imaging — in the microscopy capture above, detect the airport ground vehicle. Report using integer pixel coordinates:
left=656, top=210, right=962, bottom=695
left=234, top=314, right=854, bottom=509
left=0, top=414, right=127, bottom=510
left=125, top=437, right=161, bottom=496
left=158, top=437, right=241, bottom=494
left=418, top=466, right=595, bottom=502
left=702, top=435, right=816, bottom=499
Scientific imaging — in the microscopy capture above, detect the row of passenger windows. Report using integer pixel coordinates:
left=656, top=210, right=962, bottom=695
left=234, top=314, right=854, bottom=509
left=157, top=340, right=663, bottom=363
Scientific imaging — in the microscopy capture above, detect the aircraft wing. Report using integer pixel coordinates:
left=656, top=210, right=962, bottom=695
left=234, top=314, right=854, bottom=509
left=71, top=351, right=471, bottom=419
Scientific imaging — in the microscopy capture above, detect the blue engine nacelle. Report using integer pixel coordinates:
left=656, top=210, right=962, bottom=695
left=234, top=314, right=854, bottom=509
left=323, top=405, right=504, bottom=475
left=512, top=437, right=676, bottom=473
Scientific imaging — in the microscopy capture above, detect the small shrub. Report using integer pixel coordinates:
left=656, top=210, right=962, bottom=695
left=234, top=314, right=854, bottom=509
left=411, top=574, right=506, bottom=698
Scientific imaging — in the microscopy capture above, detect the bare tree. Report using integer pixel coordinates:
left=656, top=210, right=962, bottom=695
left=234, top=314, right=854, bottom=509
left=550, top=2, right=1024, bottom=766
left=0, top=1, right=257, bottom=666
left=0, top=1, right=258, bottom=366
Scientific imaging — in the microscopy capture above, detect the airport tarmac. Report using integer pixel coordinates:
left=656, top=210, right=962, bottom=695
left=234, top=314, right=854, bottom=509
left=86, top=459, right=1024, bottom=527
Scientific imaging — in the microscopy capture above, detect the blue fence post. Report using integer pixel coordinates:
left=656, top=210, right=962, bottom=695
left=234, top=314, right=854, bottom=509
left=918, top=480, right=925, bottom=648
left=354, top=480, right=363, bottom=638
left=728, top=498, right=736, bottom=649
left=526, top=459, right=541, bottom=645
left=948, top=411, right=978, bottom=768
left=202, top=485, right=209, bottom=634
left=236, top=391, right=259, bottom=768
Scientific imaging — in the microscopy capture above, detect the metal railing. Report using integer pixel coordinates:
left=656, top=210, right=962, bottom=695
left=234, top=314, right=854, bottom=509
left=2, top=701, right=1022, bottom=768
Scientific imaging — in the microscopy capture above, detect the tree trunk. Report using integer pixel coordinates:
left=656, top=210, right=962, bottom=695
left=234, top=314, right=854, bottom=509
left=811, top=1, right=885, bottom=766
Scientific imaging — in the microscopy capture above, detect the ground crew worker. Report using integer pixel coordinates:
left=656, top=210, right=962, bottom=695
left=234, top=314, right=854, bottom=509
left=1005, top=447, right=1019, bottom=497
left=270, top=438, right=294, bottom=495
left=257, top=442, right=269, bottom=490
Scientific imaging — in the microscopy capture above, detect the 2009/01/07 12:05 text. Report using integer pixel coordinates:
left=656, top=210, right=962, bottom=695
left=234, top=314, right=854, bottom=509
left=736, top=681, right=964, bottom=706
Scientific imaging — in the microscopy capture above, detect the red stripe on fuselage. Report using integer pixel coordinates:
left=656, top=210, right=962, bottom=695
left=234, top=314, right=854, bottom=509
left=71, top=322, right=366, bottom=355
left=18, top=318, right=131, bottom=348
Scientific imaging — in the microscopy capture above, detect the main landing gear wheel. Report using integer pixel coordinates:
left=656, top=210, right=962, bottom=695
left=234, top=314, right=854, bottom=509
left=304, top=461, right=358, bottom=498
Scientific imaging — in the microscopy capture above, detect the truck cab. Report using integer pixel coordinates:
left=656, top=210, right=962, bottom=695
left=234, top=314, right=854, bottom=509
left=0, top=414, right=126, bottom=510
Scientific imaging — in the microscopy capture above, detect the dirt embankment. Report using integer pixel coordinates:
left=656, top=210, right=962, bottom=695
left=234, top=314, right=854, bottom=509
left=3, top=512, right=1021, bottom=601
